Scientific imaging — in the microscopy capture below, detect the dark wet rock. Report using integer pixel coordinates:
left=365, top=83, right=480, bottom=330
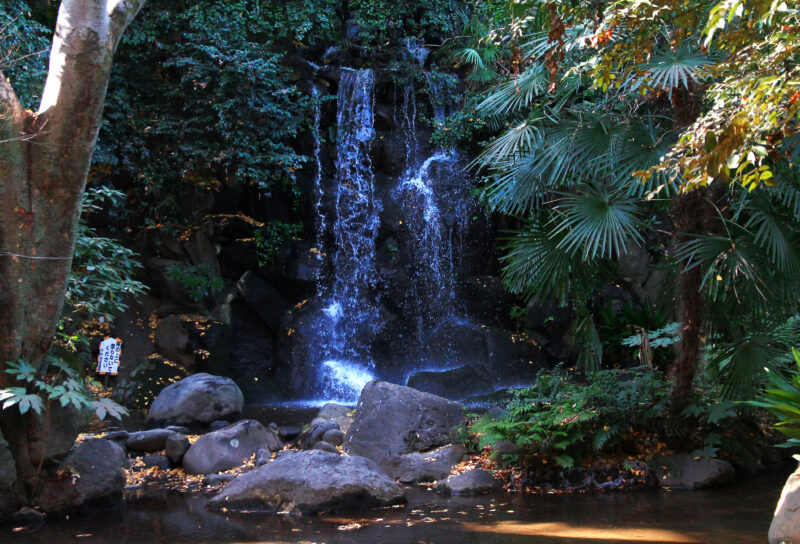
left=147, top=373, right=244, bottom=426
left=770, top=465, right=800, bottom=544
left=256, top=448, right=271, bottom=467
left=28, top=403, right=82, bottom=467
left=490, top=440, right=520, bottom=465
left=485, top=327, right=548, bottom=386
left=126, top=429, right=176, bottom=452
left=436, top=469, right=500, bottom=495
left=165, top=425, right=190, bottom=435
left=0, top=430, right=20, bottom=514
left=322, top=429, right=345, bottom=447
left=345, top=380, right=465, bottom=479
left=406, top=364, right=493, bottom=400
left=236, top=271, right=290, bottom=332
left=209, top=420, right=230, bottom=431
left=9, top=507, right=45, bottom=528
left=313, top=441, right=340, bottom=454
left=653, top=454, right=735, bottom=489
left=164, top=434, right=190, bottom=464
left=203, top=473, right=237, bottom=486
left=64, top=439, right=128, bottom=503
left=154, top=316, right=190, bottom=365
left=298, top=419, right=339, bottom=449
left=461, top=276, right=514, bottom=327
left=278, top=426, right=301, bottom=440
left=389, top=444, right=465, bottom=483
left=207, top=450, right=405, bottom=515
left=183, top=420, right=274, bottom=474
left=141, top=454, right=170, bottom=471
left=103, top=430, right=129, bottom=442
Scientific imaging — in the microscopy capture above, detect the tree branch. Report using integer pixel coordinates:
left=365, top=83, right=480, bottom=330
left=108, top=0, right=147, bottom=49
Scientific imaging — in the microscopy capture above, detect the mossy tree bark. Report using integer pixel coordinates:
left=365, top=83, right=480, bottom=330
left=0, top=0, right=145, bottom=508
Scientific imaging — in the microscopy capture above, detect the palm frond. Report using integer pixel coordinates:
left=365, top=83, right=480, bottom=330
left=633, top=46, right=712, bottom=98
left=477, top=64, right=549, bottom=117
left=500, top=216, right=608, bottom=305
left=553, top=187, right=646, bottom=260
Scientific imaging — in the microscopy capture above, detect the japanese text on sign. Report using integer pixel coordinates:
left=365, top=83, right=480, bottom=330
left=96, top=337, right=122, bottom=375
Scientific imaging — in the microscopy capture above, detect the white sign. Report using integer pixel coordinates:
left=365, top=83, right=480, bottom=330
left=96, top=337, right=122, bottom=375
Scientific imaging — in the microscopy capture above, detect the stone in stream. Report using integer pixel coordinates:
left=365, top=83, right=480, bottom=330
left=141, top=454, right=170, bottom=471
left=770, top=464, right=800, bottom=544
left=209, top=420, right=230, bottom=431
left=297, top=419, right=339, bottom=449
left=255, top=448, right=271, bottom=466
left=435, top=469, right=500, bottom=495
left=147, top=373, right=244, bottom=427
left=64, top=439, right=129, bottom=504
left=164, top=433, right=190, bottom=464
left=182, top=420, right=280, bottom=474
left=278, top=426, right=301, bottom=440
left=313, top=441, right=339, bottom=454
left=344, top=380, right=465, bottom=480
left=316, top=403, right=354, bottom=433
left=322, top=428, right=345, bottom=446
left=207, top=450, right=405, bottom=515
left=389, top=444, right=465, bottom=483
left=126, top=429, right=176, bottom=452
left=652, top=454, right=735, bottom=489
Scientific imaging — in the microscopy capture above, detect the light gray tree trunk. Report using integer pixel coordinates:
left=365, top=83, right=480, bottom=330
left=0, top=0, right=145, bottom=510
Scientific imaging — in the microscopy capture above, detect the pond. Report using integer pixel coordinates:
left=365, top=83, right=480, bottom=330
left=6, top=464, right=786, bottom=544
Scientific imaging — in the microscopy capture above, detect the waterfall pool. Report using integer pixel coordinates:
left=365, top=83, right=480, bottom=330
left=5, top=465, right=784, bottom=543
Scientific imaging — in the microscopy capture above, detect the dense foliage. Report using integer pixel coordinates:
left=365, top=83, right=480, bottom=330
left=441, top=0, right=800, bottom=411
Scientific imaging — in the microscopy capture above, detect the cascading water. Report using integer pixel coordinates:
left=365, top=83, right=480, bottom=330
left=312, top=69, right=380, bottom=401
left=293, top=67, right=484, bottom=403
left=393, top=73, right=473, bottom=339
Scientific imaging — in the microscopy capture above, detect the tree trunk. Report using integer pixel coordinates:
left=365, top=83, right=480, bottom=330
left=669, top=189, right=717, bottom=414
left=0, top=0, right=145, bottom=510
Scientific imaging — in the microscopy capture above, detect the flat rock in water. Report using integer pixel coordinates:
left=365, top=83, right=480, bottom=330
left=653, top=454, right=735, bottom=489
left=389, top=444, right=465, bottom=483
left=126, top=429, right=176, bottom=452
left=770, top=465, right=800, bottom=544
left=183, top=420, right=277, bottom=474
left=207, top=450, right=405, bottom=515
left=345, top=380, right=465, bottom=479
left=141, top=454, right=170, bottom=470
left=147, top=373, right=244, bottom=426
left=435, top=469, right=500, bottom=495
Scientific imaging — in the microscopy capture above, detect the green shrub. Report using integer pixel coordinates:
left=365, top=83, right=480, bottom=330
left=472, top=366, right=669, bottom=468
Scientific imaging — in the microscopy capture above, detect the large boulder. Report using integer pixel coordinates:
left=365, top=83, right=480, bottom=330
left=345, top=380, right=465, bottom=479
left=64, top=439, right=129, bottom=503
left=182, top=420, right=280, bottom=474
left=652, top=454, right=735, bottom=489
left=147, top=373, right=244, bottom=426
left=770, top=465, right=800, bottom=544
left=207, top=450, right=405, bottom=514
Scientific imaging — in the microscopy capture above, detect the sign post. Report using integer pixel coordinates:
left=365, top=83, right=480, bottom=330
left=96, top=338, right=122, bottom=387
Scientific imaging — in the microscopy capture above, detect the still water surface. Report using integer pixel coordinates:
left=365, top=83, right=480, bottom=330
left=6, top=467, right=785, bottom=544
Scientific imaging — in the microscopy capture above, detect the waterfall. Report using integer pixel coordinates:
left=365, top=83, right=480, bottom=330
left=313, top=69, right=379, bottom=401
left=394, top=73, right=471, bottom=338
left=311, top=86, right=326, bottom=279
